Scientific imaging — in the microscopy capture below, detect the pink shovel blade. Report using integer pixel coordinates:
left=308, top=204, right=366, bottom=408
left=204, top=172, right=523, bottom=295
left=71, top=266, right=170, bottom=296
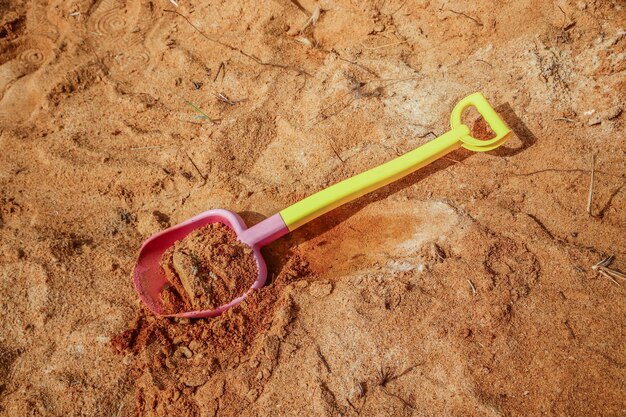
left=132, top=209, right=288, bottom=319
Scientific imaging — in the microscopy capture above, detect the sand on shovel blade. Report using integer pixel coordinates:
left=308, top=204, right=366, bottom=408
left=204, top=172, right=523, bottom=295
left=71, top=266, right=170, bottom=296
left=159, top=223, right=257, bottom=313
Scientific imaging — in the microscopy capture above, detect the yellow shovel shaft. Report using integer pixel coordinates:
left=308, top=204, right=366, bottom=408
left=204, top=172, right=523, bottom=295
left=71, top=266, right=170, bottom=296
left=278, top=92, right=511, bottom=231
left=280, top=126, right=467, bottom=230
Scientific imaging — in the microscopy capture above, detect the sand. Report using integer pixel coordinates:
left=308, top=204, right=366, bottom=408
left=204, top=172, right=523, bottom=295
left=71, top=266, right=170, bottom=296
left=159, top=222, right=258, bottom=313
left=1, top=0, right=625, bottom=416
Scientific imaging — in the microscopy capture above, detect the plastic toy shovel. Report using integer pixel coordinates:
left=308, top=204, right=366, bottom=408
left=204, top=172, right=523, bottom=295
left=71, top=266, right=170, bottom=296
left=133, top=92, right=511, bottom=318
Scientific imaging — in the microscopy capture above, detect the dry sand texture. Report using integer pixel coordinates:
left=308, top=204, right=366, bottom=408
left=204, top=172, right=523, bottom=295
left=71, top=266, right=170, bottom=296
left=1, top=0, right=625, bottom=415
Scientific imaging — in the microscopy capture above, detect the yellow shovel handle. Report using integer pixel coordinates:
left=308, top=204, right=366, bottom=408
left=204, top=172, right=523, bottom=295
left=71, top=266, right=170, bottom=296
left=279, top=92, right=511, bottom=231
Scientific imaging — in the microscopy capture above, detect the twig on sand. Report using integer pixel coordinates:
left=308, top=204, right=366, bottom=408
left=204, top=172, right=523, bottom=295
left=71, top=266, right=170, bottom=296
left=314, top=91, right=356, bottom=124
left=381, top=387, right=416, bottom=411
left=468, top=280, right=477, bottom=295
left=327, top=138, right=344, bottom=164
left=330, top=52, right=379, bottom=77
left=375, top=365, right=393, bottom=387
left=391, top=0, right=409, bottom=15
left=163, top=9, right=310, bottom=76
left=130, top=145, right=162, bottom=151
left=214, top=62, right=225, bottom=82
left=364, top=76, right=422, bottom=86
left=587, top=152, right=597, bottom=215
left=592, top=256, right=626, bottom=286
left=288, top=0, right=309, bottom=15
left=213, top=92, right=245, bottom=106
left=448, top=9, right=483, bottom=26
left=185, top=152, right=207, bottom=183
left=554, top=117, right=575, bottom=122
left=418, top=131, right=437, bottom=139
left=301, top=5, right=321, bottom=33
left=315, top=345, right=332, bottom=373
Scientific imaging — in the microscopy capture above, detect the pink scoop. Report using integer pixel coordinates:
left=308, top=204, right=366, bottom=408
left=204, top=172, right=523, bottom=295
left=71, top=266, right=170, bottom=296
left=132, top=210, right=288, bottom=318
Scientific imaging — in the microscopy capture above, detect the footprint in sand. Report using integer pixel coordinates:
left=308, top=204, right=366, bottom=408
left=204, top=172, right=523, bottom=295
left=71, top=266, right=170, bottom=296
left=93, top=7, right=130, bottom=36
left=18, top=47, right=46, bottom=68
left=0, top=36, right=52, bottom=81
left=113, top=47, right=151, bottom=70
left=0, top=36, right=54, bottom=124
left=12, top=45, right=49, bottom=85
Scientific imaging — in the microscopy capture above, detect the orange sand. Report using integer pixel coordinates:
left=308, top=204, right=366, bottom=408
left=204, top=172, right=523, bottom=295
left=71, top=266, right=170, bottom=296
left=0, top=0, right=624, bottom=415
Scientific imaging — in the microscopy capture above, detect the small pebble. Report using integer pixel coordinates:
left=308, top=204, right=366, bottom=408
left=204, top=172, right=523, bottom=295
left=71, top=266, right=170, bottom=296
left=188, top=340, right=201, bottom=352
left=460, top=328, right=472, bottom=338
left=178, top=346, right=193, bottom=359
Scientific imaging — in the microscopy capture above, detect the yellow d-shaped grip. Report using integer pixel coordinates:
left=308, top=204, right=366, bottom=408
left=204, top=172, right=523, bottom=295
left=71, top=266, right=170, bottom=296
left=279, top=92, right=511, bottom=231
left=450, top=93, right=510, bottom=152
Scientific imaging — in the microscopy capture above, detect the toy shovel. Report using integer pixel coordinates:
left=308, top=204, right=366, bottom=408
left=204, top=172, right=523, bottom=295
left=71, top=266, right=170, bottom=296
left=133, top=92, right=511, bottom=318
